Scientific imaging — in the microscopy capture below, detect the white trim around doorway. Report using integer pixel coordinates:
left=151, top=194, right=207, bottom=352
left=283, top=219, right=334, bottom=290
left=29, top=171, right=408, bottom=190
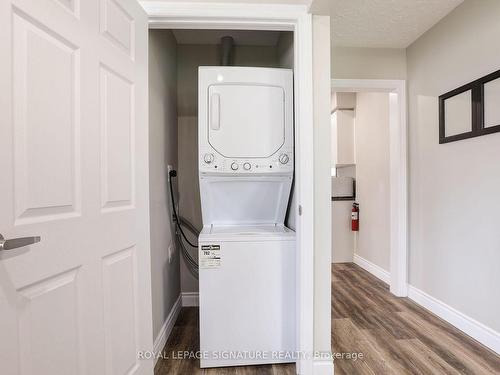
left=141, top=2, right=318, bottom=373
left=331, top=79, right=408, bottom=297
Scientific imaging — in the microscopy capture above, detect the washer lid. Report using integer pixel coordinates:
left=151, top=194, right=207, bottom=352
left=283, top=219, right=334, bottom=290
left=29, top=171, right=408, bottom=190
left=209, top=224, right=291, bottom=235
left=208, top=84, right=285, bottom=158
left=199, top=224, right=296, bottom=242
left=199, top=175, right=292, bottom=226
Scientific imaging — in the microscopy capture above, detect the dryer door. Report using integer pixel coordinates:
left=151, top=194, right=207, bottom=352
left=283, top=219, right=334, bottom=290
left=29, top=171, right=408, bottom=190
left=208, top=84, right=285, bottom=158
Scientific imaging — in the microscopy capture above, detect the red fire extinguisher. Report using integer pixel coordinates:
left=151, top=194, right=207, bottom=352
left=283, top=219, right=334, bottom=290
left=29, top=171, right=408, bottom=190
left=351, top=203, right=359, bottom=231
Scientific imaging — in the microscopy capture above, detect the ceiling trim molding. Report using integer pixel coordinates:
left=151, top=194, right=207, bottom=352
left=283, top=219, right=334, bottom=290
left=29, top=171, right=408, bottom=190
left=140, top=1, right=307, bottom=30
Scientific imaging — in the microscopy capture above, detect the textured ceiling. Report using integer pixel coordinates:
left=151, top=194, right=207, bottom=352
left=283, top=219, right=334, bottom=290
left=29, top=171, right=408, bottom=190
left=146, top=0, right=311, bottom=4
left=329, top=0, right=464, bottom=48
left=172, top=30, right=282, bottom=46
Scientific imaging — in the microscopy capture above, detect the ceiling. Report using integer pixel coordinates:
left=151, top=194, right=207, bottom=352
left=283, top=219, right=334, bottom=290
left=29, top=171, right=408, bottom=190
left=154, top=0, right=311, bottom=4
left=317, top=0, right=464, bottom=48
left=166, top=0, right=464, bottom=49
left=193, top=0, right=310, bottom=3
left=172, top=30, right=283, bottom=46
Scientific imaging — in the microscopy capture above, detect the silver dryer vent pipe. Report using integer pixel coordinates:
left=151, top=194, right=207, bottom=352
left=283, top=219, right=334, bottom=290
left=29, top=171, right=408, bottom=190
left=220, top=36, right=234, bottom=66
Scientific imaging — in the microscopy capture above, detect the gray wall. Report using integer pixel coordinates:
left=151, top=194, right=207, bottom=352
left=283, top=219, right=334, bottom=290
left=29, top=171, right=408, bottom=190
left=277, top=31, right=294, bottom=69
left=407, top=0, right=500, bottom=332
left=332, top=46, right=407, bottom=80
left=176, top=43, right=286, bottom=293
left=354, top=92, right=391, bottom=272
left=148, top=30, right=180, bottom=341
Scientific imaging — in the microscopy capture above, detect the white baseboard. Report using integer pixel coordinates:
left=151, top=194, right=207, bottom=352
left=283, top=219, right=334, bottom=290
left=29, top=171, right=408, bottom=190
left=153, top=294, right=182, bottom=364
left=408, top=285, right=500, bottom=355
left=181, top=292, right=199, bottom=307
left=353, top=254, right=390, bottom=284
left=352, top=254, right=500, bottom=354
left=313, top=359, right=334, bottom=375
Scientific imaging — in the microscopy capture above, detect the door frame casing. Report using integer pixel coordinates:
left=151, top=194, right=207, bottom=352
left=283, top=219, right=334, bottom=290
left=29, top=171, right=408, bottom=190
left=331, top=79, right=408, bottom=297
left=140, top=2, right=316, bottom=374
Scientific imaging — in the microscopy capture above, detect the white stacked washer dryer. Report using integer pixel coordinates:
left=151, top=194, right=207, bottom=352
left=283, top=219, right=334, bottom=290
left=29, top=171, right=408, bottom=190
left=198, top=66, right=296, bottom=368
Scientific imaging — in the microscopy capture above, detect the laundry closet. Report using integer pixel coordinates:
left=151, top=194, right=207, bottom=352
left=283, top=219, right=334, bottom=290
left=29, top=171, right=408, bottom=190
left=148, top=28, right=296, bottom=369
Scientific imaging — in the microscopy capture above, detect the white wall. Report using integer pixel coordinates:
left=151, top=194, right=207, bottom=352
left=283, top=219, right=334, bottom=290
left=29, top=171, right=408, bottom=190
left=176, top=42, right=285, bottom=294
left=331, top=200, right=354, bottom=263
left=331, top=109, right=355, bottom=166
left=354, top=92, right=391, bottom=272
left=148, top=30, right=180, bottom=340
left=407, top=0, right=500, bottom=333
left=332, top=46, right=407, bottom=80
left=312, top=14, right=333, bottom=364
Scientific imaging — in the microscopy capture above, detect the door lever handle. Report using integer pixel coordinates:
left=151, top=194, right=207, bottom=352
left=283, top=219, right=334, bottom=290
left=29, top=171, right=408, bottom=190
left=0, top=234, right=41, bottom=251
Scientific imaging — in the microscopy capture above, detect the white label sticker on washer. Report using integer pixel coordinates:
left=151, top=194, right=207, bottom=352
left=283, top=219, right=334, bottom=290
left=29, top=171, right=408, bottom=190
left=200, top=245, right=221, bottom=268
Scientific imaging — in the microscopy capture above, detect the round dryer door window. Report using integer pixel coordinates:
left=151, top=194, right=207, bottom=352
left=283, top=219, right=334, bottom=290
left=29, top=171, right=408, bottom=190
left=207, top=84, right=285, bottom=158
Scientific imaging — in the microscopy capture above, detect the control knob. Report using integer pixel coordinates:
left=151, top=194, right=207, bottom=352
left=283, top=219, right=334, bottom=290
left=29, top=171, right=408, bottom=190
left=231, top=162, right=239, bottom=171
left=203, top=153, right=214, bottom=164
left=243, top=162, right=251, bottom=171
left=279, top=153, right=290, bottom=165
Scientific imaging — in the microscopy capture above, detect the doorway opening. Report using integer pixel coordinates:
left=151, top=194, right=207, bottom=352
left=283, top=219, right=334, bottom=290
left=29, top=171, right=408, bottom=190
left=329, top=79, right=408, bottom=373
left=149, top=27, right=298, bottom=373
left=330, top=79, right=408, bottom=297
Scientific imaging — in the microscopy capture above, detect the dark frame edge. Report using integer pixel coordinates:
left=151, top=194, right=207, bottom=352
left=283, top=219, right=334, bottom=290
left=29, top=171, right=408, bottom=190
left=439, top=68, right=500, bottom=144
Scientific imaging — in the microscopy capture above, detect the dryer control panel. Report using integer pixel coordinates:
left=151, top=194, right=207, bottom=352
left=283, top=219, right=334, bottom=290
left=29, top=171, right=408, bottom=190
left=199, top=148, right=293, bottom=174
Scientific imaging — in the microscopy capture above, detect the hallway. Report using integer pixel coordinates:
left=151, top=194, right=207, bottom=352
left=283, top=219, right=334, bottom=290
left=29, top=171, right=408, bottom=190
left=154, top=263, right=500, bottom=374
left=332, top=263, right=500, bottom=374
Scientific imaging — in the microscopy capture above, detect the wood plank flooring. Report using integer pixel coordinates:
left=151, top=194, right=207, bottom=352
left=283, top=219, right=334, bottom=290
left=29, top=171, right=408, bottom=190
left=154, top=307, right=295, bottom=375
left=332, top=263, right=500, bottom=375
left=155, top=263, right=500, bottom=374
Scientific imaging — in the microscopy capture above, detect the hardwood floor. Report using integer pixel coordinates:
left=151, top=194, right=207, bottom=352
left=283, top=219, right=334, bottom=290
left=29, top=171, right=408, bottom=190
left=155, top=263, right=500, bottom=374
left=154, top=307, right=295, bottom=375
left=332, top=263, right=500, bottom=375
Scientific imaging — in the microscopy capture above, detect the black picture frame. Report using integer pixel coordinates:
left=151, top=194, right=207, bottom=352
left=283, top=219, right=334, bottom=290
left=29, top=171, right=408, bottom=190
left=439, top=69, right=500, bottom=144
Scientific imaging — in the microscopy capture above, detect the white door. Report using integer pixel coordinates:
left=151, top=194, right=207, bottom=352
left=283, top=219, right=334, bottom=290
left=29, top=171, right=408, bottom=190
left=0, top=1, right=152, bottom=374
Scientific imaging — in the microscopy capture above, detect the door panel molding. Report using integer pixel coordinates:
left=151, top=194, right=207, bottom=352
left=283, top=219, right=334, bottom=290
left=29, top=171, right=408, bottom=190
left=12, top=7, right=81, bottom=225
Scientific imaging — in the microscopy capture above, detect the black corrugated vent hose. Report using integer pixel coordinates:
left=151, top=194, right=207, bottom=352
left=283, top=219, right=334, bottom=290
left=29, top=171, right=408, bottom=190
left=168, top=170, right=198, bottom=248
left=221, top=36, right=234, bottom=66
